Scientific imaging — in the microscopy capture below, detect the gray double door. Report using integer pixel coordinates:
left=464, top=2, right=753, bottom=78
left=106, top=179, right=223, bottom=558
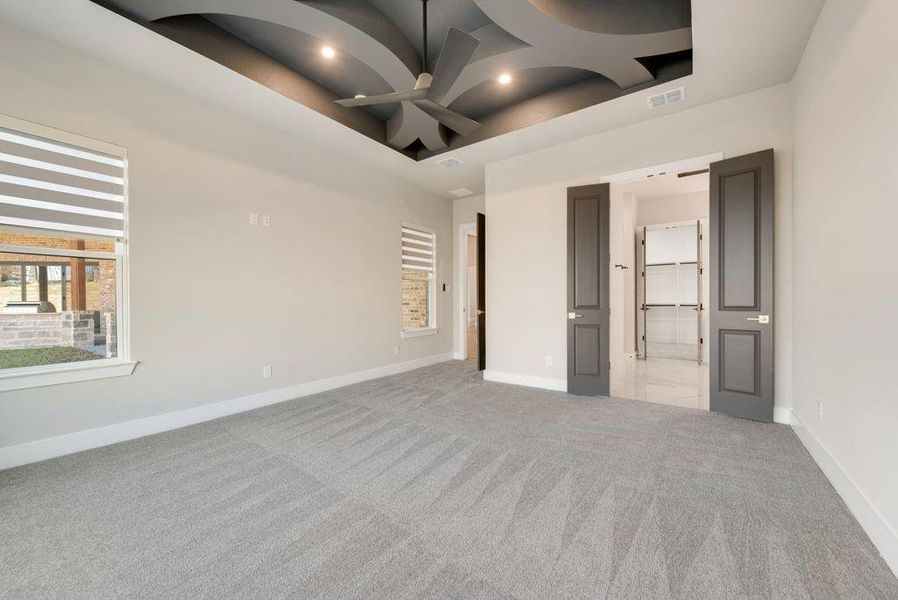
left=567, top=184, right=611, bottom=396
left=567, top=149, right=775, bottom=422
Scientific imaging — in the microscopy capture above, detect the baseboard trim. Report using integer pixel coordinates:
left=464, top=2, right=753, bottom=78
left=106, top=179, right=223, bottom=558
left=452, top=351, right=465, bottom=360
left=0, top=353, right=455, bottom=471
left=483, top=370, right=567, bottom=392
left=791, top=411, right=898, bottom=578
left=773, top=406, right=792, bottom=425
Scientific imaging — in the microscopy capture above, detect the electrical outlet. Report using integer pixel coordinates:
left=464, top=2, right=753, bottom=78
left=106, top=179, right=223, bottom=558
left=262, top=365, right=272, bottom=379
left=249, top=212, right=258, bottom=226
left=545, top=355, right=553, bottom=367
left=393, top=345, right=400, bottom=357
left=817, top=402, right=824, bottom=422
left=262, top=214, right=271, bottom=227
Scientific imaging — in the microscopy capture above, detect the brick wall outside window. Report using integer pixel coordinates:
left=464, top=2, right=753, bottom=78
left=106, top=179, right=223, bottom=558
left=401, top=269, right=431, bottom=330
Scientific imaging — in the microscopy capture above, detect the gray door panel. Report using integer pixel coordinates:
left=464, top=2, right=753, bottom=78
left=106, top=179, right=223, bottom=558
left=477, top=212, right=486, bottom=371
left=567, top=184, right=610, bottom=396
left=709, top=150, right=774, bottom=422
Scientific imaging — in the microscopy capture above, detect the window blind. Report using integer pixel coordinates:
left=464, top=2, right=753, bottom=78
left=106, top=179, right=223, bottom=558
left=0, top=126, right=126, bottom=239
left=401, top=225, right=434, bottom=273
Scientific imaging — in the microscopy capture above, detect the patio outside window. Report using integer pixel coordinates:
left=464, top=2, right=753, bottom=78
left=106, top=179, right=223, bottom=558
left=0, top=232, right=118, bottom=369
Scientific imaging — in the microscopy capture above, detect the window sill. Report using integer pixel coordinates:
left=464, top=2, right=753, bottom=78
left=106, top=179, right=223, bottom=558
left=0, top=359, right=138, bottom=392
left=401, top=327, right=439, bottom=339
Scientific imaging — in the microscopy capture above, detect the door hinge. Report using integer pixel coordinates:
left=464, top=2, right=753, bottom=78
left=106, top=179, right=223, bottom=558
left=700, top=337, right=704, bottom=344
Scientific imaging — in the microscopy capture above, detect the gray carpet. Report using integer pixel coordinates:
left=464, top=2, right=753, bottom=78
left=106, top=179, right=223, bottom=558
left=2, top=361, right=896, bottom=599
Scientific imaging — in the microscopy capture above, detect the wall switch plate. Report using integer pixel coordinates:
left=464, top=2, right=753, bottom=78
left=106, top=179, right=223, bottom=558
left=545, top=355, right=553, bottom=367
left=262, top=365, right=272, bottom=379
left=262, top=214, right=271, bottom=227
left=393, top=345, right=400, bottom=357
left=249, top=212, right=259, bottom=226
left=817, top=402, right=824, bottom=422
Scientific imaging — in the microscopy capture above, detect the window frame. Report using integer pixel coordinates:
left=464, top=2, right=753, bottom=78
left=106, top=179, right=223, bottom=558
left=400, top=222, right=438, bottom=338
left=0, top=114, right=135, bottom=391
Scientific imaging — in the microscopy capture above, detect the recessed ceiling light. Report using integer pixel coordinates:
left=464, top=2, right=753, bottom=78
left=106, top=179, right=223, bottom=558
left=321, top=46, right=336, bottom=59
left=497, top=73, right=512, bottom=85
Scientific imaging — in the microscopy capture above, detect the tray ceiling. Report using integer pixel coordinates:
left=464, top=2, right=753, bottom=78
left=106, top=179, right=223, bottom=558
left=91, top=0, right=693, bottom=160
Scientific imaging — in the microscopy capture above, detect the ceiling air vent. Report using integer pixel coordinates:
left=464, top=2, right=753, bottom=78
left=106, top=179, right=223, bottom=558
left=449, top=187, right=474, bottom=198
left=647, top=86, right=686, bottom=109
left=436, top=156, right=463, bottom=168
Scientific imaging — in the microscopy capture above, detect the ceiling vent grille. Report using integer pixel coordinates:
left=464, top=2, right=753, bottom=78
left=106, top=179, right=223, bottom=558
left=436, top=156, right=463, bottom=168
left=448, top=187, right=474, bottom=198
left=647, top=87, right=686, bottom=109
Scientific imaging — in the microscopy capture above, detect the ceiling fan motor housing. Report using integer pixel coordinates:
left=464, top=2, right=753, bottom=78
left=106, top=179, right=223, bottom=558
left=415, top=73, right=434, bottom=90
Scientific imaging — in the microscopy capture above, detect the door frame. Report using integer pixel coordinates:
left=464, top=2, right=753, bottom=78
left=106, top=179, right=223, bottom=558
left=456, top=221, right=477, bottom=359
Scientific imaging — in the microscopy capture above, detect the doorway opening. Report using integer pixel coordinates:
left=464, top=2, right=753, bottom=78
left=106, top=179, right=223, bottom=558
left=464, top=230, right=478, bottom=361
left=609, top=166, right=711, bottom=410
left=567, top=150, right=774, bottom=421
left=458, top=213, right=485, bottom=369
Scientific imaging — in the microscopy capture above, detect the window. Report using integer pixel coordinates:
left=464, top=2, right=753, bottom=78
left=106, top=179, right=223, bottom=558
left=0, top=115, right=133, bottom=390
left=401, top=224, right=437, bottom=336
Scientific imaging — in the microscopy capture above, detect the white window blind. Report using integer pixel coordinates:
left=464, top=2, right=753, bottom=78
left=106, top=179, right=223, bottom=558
left=401, top=225, right=434, bottom=273
left=0, top=126, right=126, bottom=239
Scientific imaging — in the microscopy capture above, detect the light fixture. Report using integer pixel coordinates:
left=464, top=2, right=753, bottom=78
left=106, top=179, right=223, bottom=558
left=354, top=94, right=366, bottom=99
left=498, top=73, right=512, bottom=85
left=321, top=46, right=336, bottom=59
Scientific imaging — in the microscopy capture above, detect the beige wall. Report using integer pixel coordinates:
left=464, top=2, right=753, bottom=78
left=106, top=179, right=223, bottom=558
left=484, top=84, right=794, bottom=412
left=0, top=23, right=452, bottom=448
left=790, top=0, right=898, bottom=572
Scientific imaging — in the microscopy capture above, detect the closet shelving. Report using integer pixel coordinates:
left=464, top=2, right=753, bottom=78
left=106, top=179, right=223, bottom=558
left=637, top=222, right=703, bottom=362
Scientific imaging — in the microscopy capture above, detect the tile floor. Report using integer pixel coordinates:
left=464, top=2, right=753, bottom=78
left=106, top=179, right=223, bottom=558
left=612, top=356, right=709, bottom=410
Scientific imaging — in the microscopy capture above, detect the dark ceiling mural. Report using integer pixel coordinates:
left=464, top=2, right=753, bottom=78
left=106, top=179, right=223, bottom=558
left=92, top=0, right=693, bottom=160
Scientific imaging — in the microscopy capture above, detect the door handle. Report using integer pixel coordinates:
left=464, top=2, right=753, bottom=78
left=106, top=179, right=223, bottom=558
left=746, top=315, right=770, bottom=324
left=614, top=264, right=628, bottom=270
left=568, top=312, right=583, bottom=319
left=476, top=310, right=484, bottom=316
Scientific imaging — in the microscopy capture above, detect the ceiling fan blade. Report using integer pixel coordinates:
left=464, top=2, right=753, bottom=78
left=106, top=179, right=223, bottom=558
left=335, top=88, right=428, bottom=107
left=412, top=100, right=481, bottom=136
left=427, top=27, right=480, bottom=103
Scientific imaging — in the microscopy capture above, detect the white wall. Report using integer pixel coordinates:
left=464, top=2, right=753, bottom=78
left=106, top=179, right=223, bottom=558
left=0, top=24, right=453, bottom=450
left=637, top=191, right=709, bottom=226
left=484, top=84, right=794, bottom=413
left=609, top=190, right=637, bottom=360
left=452, top=194, right=484, bottom=357
left=790, top=0, right=898, bottom=575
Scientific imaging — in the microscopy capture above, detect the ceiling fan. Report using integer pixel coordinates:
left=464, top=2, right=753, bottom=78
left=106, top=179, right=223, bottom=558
left=335, top=0, right=481, bottom=136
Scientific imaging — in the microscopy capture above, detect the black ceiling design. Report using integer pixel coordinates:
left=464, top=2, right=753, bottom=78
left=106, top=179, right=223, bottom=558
left=91, top=0, right=693, bottom=160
